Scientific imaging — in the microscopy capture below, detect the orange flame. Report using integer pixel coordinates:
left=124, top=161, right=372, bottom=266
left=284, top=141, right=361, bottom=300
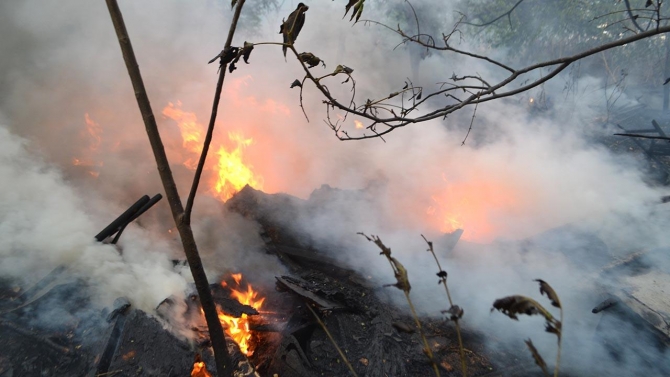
left=161, top=102, right=263, bottom=201
left=427, top=176, right=519, bottom=242
left=217, top=274, right=265, bottom=356
left=162, top=101, right=203, bottom=169
left=213, top=132, right=263, bottom=202
left=354, top=120, right=364, bottom=129
left=72, top=113, right=103, bottom=177
left=191, top=356, right=212, bottom=377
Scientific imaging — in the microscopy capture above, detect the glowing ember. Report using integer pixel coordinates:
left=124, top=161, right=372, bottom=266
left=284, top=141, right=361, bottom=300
left=354, top=120, right=364, bottom=129
left=427, top=176, right=519, bottom=242
left=217, top=274, right=265, bottom=356
left=191, top=355, right=212, bottom=377
left=213, top=132, right=263, bottom=202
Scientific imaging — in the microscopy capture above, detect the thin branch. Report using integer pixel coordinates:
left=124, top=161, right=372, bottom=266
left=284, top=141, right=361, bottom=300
left=105, top=1, right=233, bottom=375
left=462, top=0, right=525, bottom=28
left=183, top=0, right=246, bottom=223
left=614, top=133, right=670, bottom=140
left=625, top=0, right=647, bottom=32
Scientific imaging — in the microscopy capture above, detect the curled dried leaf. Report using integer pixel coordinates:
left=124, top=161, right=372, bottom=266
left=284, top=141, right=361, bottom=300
left=290, top=79, right=302, bottom=88
left=436, top=271, right=447, bottom=279
left=390, top=257, right=411, bottom=292
left=525, top=339, right=550, bottom=377
left=298, top=52, right=325, bottom=68
left=491, top=295, right=552, bottom=321
left=535, top=279, right=561, bottom=308
left=334, top=64, right=354, bottom=75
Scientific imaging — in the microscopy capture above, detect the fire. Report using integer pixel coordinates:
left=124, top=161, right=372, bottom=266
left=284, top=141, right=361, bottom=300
left=161, top=102, right=263, bottom=201
left=191, top=355, right=212, bottom=377
left=162, top=101, right=203, bottom=169
left=213, top=133, right=263, bottom=202
left=427, top=176, right=519, bottom=242
left=72, top=113, right=104, bottom=177
left=217, top=274, right=265, bottom=356
left=354, top=120, right=364, bottom=129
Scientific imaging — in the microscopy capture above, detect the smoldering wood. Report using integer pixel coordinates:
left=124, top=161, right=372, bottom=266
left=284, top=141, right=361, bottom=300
left=111, top=193, right=163, bottom=244
left=275, top=276, right=347, bottom=311
left=94, top=195, right=150, bottom=242
left=592, top=297, right=618, bottom=313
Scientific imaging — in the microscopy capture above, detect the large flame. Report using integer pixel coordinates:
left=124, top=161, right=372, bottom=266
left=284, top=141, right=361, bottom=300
left=217, top=273, right=265, bottom=356
left=213, top=133, right=263, bottom=202
left=427, top=175, right=520, bottom=242
left=161, top=102, right=263, bottom=201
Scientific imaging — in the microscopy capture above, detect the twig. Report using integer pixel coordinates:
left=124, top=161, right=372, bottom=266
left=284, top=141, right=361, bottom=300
left=614, top=133, right=670, bottom=141
left=305, top=304, right=359, bottom=376
left=183, top=0, right=247, bottom=222
left=421, top=235, right=467, bottom=377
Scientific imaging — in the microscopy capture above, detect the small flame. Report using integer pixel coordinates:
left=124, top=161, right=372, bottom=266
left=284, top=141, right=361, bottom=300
left=216, top=274, right=265, bottom=356
left=213, top=132, right=263, bottom=202
left=191, top=355, right=212, bottom=377
left=72, top=113, right=103, bottom=177
left=354, top=120, right=364, bottom=129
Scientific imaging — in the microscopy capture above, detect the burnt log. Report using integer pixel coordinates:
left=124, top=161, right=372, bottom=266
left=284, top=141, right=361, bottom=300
left=94, top=195, right=150, bottom=242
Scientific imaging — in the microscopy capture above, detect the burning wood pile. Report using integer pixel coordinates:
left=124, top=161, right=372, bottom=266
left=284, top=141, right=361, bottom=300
left=1, top=183, right=669, bottom=376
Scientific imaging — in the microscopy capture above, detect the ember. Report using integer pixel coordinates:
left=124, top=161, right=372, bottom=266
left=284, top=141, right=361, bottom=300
left=217, top=273, right=265, bottom=356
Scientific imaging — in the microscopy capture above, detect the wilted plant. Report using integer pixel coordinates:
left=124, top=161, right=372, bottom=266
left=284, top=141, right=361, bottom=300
left=491, top=279, right=563, bottom=377
left=359, top=233, right=441, bottom=377
left=421, top=235, right=467, bottom=377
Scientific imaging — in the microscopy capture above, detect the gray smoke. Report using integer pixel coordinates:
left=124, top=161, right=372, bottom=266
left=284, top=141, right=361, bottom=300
left=1, top=0, right=669, bottom=374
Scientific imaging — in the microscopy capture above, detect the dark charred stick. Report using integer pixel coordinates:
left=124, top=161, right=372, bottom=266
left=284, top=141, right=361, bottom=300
left=275, top=276, right=346, bottom=311
left=104, top=1, right=232, bottom=376
left=0, top=319, right=71, bottom=355
left=614, top=133, right=670, bottom=141
left=95, top=195, right=150, bottom=242
left=111, top=193, right=163, bottom=244
left=592, top=298, right=618, bottom=313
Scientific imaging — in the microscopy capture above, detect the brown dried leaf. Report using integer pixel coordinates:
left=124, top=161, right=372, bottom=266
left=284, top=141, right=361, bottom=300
left=491, top=295, right=553, bottom=322
left=524, top=339, right=550, bottom=377
left=359, top=357, right=369, bottom=366
left=344, top=0, right=358, bottom=18
left=390, top=257, right=411, bottom=292
left=298, top=52, right=324, bottom=68
left=535, top=279, right=561, bottom=308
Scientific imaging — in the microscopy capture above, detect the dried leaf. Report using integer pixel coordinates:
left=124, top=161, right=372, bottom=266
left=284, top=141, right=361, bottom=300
left=646, top=0, right=653, bottom=7
left=525, top=339, right=550, bottom=377
left=535, top=279, right=561, bottom=308
left=208, top=46, right=239, bottom=65
left=402, top=82, right=408, bottom=90
left=390, top=257, right=411, bottom=292
left=231, top=0, right=237, bottom=9
left=664, top=77, right=670, bottom=85
left=388, top=92, right=399, bottom=99
left=334, top=64, right=354, bottom=75
left=352, top=1, right=365, bottom=22
left=290, top=79, right=302, bottom=88
left=241, top=42, right=254, bottom=64
left=491, top=295, right=552, bottom=321
left=359, top=357, right=369, bottom=366
left=436, top=271, right=447, bottom=279
left=298, top=52, right=324, bottom=68
left=416, top=91, right=422, bottom=100
left=441, top=305, right=464, bottom=321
